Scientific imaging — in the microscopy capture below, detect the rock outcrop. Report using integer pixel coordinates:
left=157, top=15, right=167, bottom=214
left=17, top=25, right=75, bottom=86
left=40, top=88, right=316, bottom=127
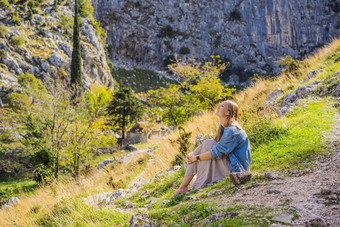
left=91, top=0, right=340, bottom=78
left=0, top=1, right=114, bottom=104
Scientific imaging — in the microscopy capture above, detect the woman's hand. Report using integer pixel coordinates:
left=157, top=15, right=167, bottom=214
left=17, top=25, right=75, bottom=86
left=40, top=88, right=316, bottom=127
left=185, top=152, right=193, bottom=164
left=186, top=153, right=197, bottom=165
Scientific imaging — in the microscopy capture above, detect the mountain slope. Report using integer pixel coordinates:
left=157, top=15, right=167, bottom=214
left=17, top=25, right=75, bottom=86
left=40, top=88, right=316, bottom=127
left=0, top=0, right=114, bottom=105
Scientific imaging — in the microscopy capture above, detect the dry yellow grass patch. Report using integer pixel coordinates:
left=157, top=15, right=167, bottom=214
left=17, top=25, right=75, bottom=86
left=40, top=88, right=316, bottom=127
left=0, top=152, right=149, bottom=226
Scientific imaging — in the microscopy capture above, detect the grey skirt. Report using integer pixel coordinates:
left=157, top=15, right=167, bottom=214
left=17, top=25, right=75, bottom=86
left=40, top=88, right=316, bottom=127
left=185, top=139, right=231, bottom=190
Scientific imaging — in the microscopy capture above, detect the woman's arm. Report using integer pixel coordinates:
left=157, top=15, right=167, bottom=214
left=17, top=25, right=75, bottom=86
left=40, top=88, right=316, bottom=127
left=187, top=151, right=212, bottom=164
left=187, top=127, right=239, bottom=164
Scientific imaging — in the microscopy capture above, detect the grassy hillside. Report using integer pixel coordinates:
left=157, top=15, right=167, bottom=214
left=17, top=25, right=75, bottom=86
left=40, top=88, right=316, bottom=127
left=0, top=39, right=339, bottom=226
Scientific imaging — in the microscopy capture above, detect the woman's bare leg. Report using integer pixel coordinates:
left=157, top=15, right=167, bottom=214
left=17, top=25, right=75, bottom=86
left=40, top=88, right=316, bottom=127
left=179, top=174, right=195, bottom=188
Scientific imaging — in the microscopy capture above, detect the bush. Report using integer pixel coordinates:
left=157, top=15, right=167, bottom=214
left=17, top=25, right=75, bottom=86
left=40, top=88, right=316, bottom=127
left=278, top=56, right=299, bottom=75
left=59, top=14, right=73, bottom=34
left=10, top=36, right=25, bottom=48
left=90, top=17, right=106, bottom=41
left=33, top=147, right=53, bottom=167
left=79, top=0, right=94, bottom=18
left=25, top=10, right=34, bottom=21
left=0, top=0, right=9, bottom=8
left=11, top=12, right=22, bottom=26
left=0, top=49, right=6, bottom=59
left=32, top=164, right=53, bottom=184
left=180, top=46, right=190, bottom=55
left=0, top=25, right=8, bottom=38
left=170, top=126, right=192, bottom=166
left=7, top=92, right=31, bottom=109
left=229, top=9, right=242, bottom=21
left=80, top=163, right=96, bottom=177
left=18, top=72, right=48, bottom=93
left=158, top=25, right=174, bottom=38
left=163, top=54, right=176, bottom=67
left=107, top=176, right=126, bottom=189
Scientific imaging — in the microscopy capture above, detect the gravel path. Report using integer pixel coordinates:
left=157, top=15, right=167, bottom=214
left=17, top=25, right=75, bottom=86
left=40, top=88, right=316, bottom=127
left=212, top=110, right=340, bottom=226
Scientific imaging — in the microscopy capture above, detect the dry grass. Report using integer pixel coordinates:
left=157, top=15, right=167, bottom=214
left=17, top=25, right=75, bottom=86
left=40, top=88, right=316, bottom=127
left=0, top=152, right=149, bottom=226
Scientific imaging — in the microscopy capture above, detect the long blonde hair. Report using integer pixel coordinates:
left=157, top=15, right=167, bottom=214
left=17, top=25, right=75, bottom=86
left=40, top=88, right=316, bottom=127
left=214, top=100, right=242, bottom=142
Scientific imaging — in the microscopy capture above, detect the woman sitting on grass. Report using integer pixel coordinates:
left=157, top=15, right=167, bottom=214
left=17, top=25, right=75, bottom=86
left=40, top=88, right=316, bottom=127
left=172, top=100, right=252, bottom=197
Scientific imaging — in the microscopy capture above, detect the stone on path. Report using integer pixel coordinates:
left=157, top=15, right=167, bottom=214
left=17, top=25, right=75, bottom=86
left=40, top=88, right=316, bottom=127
left=270, top=214, right=293, bottom=225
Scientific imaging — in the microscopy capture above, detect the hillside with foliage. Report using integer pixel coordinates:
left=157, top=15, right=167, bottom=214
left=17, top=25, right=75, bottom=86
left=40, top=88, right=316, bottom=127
left=0, top=29, right=339, bottom=226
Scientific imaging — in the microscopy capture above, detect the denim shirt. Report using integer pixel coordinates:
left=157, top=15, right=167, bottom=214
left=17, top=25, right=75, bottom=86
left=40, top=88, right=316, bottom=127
left=210, top=125, right=251, bottom=173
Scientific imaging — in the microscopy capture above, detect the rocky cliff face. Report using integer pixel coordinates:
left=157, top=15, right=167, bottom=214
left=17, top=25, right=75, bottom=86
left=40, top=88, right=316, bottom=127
left=0, top=0, right=114, bottom=104
left=91, top=0, right=340, bottom=80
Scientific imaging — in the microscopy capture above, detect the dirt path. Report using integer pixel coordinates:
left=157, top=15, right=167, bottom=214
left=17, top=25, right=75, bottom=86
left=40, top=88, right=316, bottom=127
left=211, top=110, right=340, bottom=226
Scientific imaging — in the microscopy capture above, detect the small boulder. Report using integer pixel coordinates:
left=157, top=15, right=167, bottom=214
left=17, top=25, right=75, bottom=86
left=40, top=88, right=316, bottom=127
left=108, top=189, right=125, bottom=201
left=265, top=88, right=282, bottom=105
left=7, top=197, right=20, bottom=206
left=271, top=214, right=293, bottom=224
left=265, top=170, right=273, bottom=179
left=125, top=144, right=138, bottom=151
left=334, top=81, right=340, bottom=97
left=1, top=204, right=12, bottom=209
left=267, top=189, right=284, bottom=194
left=320, top=188, right=332, bottom=195
left=295, top=85, right=313, bottom=99
left=305, top=217, right=326, bottom=227
left=333, top=71, right=340, bottom=77
left=228, top=74, right=240, bottom=85
left=280, top=92, right=297, bottom=106
left=304, top=70, right=324, bottom=82
left=161, top=200, right=169, bottom=205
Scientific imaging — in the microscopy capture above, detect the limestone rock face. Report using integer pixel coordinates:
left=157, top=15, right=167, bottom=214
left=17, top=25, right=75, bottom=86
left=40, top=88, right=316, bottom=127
left=0, top=3, right=114, bottom=103
left=91, top=0, right=340, bottom=75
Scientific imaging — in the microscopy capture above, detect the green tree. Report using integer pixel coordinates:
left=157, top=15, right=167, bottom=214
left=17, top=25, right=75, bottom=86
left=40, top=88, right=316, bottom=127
left=106, top=87, right=144, bottom=145
left=70, top=0, right=82, bottom=96
left=147, top=55, right=233, bottom=126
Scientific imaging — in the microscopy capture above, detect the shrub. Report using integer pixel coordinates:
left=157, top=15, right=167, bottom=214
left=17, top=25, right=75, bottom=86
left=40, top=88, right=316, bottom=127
left=180, top=46, right=190, bottom=55
left=32, top=163, right=53, bottom=184
left=11, top=12, right=22, bottom=26
left=107, top=176, right=126, bottom=189
left=229, top=9, right=242, bottom=21
left=80, top=163, right=95, bottom=177
left=0, top=0, right=9, bottom=8
left=10, top=36, right=25, bottom=48
left=170, top=126, right=192, bottom=166
left=18, top=72, right=47, bottom=93
left=59, top=14, right=73, bottom=34
left=79, top=0, right=94, bottom=18
left=158, top=25, right=174, bottom=38
left=90, top=17, right=106, bottom=41
left=7, top=92, right=31, bottom=109
left=0, top=49, right=6, bottom=59
left=278, top=55, right=299, bottom=75
left=25, top=10, right=34, bottom=21
left=33, top=147, right=53, bottom=167
left=163, top=54, right=176, bottom=67
left=164, top=40, right=173, bottom=50
left=0, top=25, right=8, bottom=38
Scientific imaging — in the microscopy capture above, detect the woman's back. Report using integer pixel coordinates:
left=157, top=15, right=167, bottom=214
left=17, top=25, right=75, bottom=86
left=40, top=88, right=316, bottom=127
left=210, top=125, right=251, bottom=172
